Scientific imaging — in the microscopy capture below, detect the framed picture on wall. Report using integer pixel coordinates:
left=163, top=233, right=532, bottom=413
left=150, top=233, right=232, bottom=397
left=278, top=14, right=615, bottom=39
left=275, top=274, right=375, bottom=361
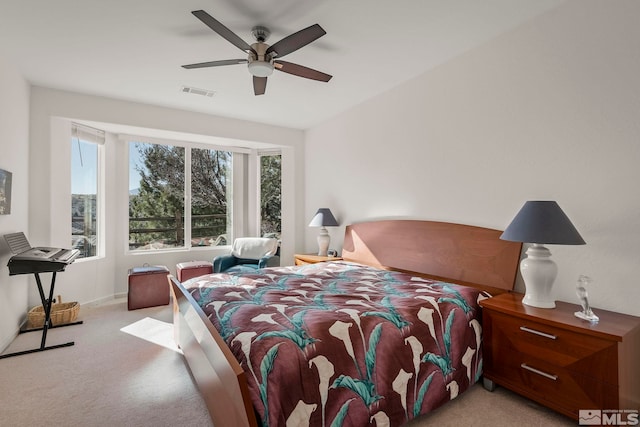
left=0, top=168, right=12, bottom=215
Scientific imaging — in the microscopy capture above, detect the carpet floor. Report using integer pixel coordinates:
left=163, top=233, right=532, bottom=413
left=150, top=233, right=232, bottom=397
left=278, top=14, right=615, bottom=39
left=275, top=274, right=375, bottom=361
left=0, top=298, right=576, bottom=426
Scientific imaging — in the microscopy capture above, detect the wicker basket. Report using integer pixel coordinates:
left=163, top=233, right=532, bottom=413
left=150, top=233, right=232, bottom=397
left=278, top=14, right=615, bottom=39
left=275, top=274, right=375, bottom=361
left=28, top=295, right=80, bottom=328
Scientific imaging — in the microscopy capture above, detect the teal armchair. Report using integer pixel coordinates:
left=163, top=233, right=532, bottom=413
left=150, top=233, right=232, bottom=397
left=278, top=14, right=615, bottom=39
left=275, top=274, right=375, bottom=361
left=213, top=237, right=280, bottom=273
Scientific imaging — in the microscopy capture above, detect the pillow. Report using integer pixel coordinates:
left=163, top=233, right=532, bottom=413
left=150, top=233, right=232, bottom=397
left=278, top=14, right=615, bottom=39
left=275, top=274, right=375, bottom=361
left=231, top=237, right=278, bottom=260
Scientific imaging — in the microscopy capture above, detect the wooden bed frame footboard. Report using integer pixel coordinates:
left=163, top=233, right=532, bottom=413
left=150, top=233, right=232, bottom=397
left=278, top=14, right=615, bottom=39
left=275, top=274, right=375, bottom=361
left=171, top=278, right=258, bottom=427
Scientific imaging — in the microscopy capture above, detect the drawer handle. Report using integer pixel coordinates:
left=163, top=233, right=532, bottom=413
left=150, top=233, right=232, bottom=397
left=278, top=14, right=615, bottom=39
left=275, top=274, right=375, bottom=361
left=520, top=363, right=558, bottom=381
left=519, top=326, right=557, bottom=340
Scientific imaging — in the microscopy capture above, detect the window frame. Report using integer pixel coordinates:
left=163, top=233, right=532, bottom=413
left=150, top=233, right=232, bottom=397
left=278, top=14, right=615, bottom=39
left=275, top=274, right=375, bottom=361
left=70, top=123, right=104, bottom=261
left=123, top=134, right=250, bottom=254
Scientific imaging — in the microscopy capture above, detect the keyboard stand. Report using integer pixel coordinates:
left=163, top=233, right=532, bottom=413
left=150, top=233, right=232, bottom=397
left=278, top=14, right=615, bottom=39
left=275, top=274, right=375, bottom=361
left=0, top=272, right=83, bottom=359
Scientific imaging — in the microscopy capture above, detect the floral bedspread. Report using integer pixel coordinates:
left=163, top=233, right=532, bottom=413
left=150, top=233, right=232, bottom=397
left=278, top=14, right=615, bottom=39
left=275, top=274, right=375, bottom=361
left=185, top=261, right=487, bottom=427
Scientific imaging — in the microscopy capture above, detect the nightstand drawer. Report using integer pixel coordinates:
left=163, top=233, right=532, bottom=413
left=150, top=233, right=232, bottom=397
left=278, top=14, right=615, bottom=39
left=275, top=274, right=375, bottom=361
left=485, top=310, right=617, bottom=384
left=486, top=347, right=619, bottom=417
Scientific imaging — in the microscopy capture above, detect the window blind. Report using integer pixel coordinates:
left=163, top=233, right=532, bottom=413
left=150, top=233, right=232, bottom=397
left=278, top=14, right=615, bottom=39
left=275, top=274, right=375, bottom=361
left=257, top=149, right=281, bottom=156
left=72, top=123, right=105, bottom=145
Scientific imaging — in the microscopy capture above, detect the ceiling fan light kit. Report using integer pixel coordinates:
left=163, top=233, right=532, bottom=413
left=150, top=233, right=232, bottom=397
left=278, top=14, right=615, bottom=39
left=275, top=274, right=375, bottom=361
left=248, top=61, right=274, bottom=78
left=182, top=10, right=332, bottom=95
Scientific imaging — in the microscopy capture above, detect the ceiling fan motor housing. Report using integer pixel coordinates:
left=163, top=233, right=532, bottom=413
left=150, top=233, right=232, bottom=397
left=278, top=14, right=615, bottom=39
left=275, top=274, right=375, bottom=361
left=248, top=42, right=274, bottom=77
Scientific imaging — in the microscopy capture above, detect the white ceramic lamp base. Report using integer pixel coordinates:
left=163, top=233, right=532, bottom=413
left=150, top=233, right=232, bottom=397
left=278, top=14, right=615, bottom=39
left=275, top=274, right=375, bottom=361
left=520, top=244, right=558, bottom=308
left=317, top=227, right=330, bottom=256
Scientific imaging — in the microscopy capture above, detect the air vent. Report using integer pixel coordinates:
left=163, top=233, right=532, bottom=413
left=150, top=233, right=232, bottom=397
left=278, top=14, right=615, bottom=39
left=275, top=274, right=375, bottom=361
left=180, top=85, right=215, bottom=97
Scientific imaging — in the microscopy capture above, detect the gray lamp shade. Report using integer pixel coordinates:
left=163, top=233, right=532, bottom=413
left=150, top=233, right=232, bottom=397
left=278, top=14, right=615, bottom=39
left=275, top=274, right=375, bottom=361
left=309, top=208, right=339, bottom=227
left=500, top=201, right=586, bottom=245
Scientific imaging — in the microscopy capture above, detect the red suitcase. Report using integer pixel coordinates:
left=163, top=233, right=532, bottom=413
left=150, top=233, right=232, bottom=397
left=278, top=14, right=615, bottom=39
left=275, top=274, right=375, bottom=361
left=127, top=265, right=170, bottom=310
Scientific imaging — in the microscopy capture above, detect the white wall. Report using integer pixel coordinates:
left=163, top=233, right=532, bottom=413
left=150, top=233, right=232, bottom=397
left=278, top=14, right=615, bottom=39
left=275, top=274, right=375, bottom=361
left=0, top=59, right=30, bottom=349
left=29, top=87, right=304, bottom=306
left=305, top=0, right=640, bottom=316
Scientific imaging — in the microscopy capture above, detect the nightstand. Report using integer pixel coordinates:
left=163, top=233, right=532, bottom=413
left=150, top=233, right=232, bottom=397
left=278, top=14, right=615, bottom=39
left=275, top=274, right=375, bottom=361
left=294, top=253, right=342, bottom=265
left=479, top=293, right=640, bottom=420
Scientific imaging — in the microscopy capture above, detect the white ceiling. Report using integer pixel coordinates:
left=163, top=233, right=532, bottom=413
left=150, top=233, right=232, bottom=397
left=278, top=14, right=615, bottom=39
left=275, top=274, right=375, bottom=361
left=0, top=0, right=564, bottom=130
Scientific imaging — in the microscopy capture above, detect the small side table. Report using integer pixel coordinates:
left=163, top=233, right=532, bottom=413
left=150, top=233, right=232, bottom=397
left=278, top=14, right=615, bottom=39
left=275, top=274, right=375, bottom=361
left=294, top=254, right=343, bottom=266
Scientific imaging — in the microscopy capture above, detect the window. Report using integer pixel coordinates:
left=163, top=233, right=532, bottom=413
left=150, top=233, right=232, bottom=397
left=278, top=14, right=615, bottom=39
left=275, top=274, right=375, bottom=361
left=71, top=123, right=103, bottom=258
left=191, top=147, right=232, bottom=247
left=259, top=152, right=281, bottom=238
left=128, top=140, right=232, bottom=251
left=128, top=142, right=185, bottom=250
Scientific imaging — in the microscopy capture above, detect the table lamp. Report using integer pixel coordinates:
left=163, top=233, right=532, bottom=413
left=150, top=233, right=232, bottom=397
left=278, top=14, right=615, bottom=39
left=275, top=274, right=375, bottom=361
left=309, top=208, right=339, bottom=256
left=500, top=201, right=585, bottom=308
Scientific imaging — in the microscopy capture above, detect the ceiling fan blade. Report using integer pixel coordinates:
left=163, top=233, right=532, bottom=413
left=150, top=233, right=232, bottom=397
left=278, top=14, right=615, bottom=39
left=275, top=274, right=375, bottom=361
left=266, top=24, right=326, bottom=58
left=182, top=59, right=248, bottom=69
left=192, top=10, right=256, bottom=55
left=274, top=60, right=332, bottom=82
left=253, top=76, right=267, bottom=95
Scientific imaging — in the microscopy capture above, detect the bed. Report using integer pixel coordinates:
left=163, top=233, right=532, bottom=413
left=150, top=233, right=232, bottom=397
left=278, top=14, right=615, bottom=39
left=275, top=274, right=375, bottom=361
left=171, top=220, right=522, bottom=426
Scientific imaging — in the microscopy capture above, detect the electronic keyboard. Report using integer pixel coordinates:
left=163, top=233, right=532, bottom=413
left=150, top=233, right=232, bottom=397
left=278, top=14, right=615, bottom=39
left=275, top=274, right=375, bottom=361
left=4, top=232, right=80, bottom=276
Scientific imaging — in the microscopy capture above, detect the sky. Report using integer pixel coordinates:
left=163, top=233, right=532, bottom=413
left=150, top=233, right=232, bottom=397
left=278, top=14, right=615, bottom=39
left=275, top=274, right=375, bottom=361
left=71, top=138, right=149, bottom=195
left=71, top=139, right=97, bottom=195
left=128, top=142, right=145, bottom=192
left=73, top=140, right=246, bottom=196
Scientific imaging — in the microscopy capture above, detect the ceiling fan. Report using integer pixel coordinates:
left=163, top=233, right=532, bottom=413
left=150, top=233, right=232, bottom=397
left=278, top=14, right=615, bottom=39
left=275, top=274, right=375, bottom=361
left=182, top=10, right=332, bottom=96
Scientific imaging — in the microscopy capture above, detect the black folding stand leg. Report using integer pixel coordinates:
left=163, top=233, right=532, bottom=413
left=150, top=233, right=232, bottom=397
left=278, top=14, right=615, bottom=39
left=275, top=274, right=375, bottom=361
left=39, top=271, right=56, bottom=349
left=0, top=272, right=82, bottom=360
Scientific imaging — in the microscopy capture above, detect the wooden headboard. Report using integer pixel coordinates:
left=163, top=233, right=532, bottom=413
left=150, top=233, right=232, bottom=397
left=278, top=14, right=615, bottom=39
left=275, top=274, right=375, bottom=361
left=342, top=220, right=522, bottom=293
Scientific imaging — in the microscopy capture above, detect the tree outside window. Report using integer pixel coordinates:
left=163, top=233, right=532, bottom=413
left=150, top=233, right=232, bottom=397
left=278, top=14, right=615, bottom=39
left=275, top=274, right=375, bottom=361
left=260, top=154, right=281, bottom=239
left=128, top=140, right=281, bottom=252
left=128, top=141, right=232, bottom=251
